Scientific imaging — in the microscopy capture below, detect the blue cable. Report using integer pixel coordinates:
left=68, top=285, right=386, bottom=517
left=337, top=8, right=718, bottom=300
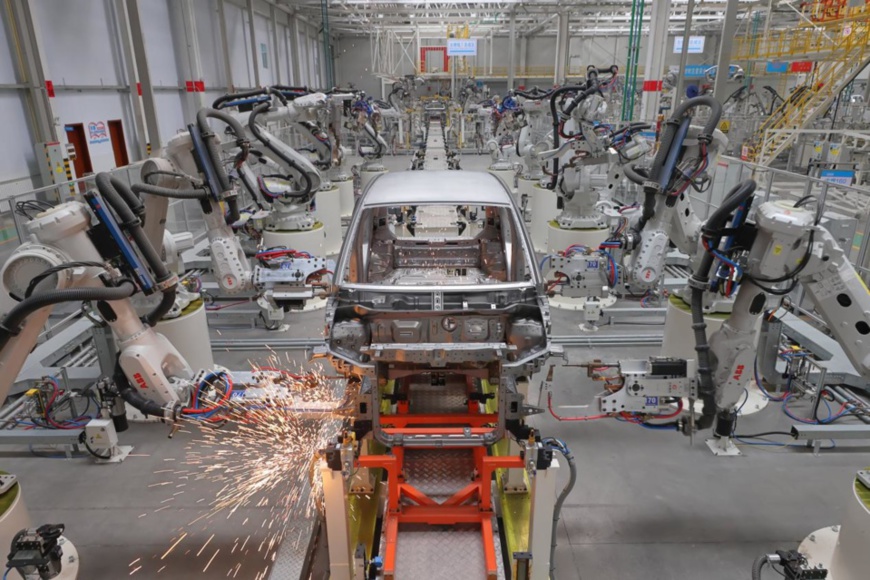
left=539, top=255, right=552, bottom=271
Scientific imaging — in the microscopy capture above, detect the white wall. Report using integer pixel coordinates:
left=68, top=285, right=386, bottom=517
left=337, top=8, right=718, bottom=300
left=0, top=0, right=330, bottom=193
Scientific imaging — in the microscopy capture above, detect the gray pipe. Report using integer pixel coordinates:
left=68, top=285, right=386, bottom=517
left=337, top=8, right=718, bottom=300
left=545, top=439, right=577, bottom=580
left=131, top=183, right=208, bottom=200
left=830, top=387, right=870, bottom=424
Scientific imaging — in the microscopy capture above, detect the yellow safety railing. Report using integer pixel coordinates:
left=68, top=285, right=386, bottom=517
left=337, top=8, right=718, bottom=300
left=749, top=48, right=870, bottom=163
left=734, top=3, right=870, bottom=60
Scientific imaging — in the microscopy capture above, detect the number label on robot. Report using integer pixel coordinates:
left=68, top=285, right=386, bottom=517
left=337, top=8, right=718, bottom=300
left=586, top=260, right=599, bottom=269
left=645, top=396, right=659, bottom=406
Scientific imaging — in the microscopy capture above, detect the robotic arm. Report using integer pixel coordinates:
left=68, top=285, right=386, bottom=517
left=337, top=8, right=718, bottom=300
left=0, top=183, right=192, bottom=419
left=703, top=194, right=870, bottom=429
left=621, top=98, right=726, bottom=289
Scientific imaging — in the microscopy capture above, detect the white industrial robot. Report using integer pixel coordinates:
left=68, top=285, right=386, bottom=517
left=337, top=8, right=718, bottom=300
left=135, top=97, right=335, bottom=328
left=578, top=178, right=870, bottom=454
left=0, top=162, right=334, bottom=578
left=347, top=93, right=390, bottom=191
left=220, top=88, right=349, bottom=254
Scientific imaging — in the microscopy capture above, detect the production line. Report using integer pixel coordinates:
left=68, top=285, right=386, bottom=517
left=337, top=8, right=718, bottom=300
left=2, top=2, right=870, bottom=579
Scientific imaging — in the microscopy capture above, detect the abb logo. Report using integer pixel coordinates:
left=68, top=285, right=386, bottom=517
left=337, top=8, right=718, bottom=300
left=133, top=372, right=148, bottom=390
left=732, top=365, right=745, bottom=382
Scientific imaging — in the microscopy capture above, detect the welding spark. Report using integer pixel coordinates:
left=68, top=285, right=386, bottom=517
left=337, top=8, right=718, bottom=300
left=138, top=364, right=346, bottom=577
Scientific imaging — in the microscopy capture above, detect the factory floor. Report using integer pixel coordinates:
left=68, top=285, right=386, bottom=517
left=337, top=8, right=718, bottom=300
left=2, top=153, right=869, bottom=580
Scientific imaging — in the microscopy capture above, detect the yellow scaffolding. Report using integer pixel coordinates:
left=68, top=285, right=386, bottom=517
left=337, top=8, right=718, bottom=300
left=736, top=2, right=870, bottom=164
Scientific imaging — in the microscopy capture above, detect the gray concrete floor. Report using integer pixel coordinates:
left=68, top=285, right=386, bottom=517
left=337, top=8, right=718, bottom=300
left=3, top=154, right=870, bottom=579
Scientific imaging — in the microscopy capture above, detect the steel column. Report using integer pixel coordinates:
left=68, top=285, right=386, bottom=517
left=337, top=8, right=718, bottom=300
left=271, top=4, right=282, bottom=85
left=126, top=0, right=161, bottom=153
left=177, top=0, right=205, bottom=114
left=554, top=10, right=569, bottom=84
left=288, top=12, right=303, bottom=86
left=246, top=0, right=261, bottom=87
left=112, top=0, right=148, bottom=160
left=640, top=0, right=670, bottom=122
left=217, top=0, right=234, bottom=91
left=713, top=0, right=741, bottom=103
left=673, top=0, right=696, bottom=107
left=508, top=13, right=517, bottom=90
left=8, top=0, right=56, bottom=144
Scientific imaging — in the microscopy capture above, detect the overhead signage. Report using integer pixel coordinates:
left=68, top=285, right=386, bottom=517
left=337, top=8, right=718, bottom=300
left=766, top=61, right=789, bottom=73
left=447, top=39, right=477, bottom=56
left=819, top=169, right=854, bottom=186
left=791, top=61, right=813, bottom=73
left=684, top=64, right=707, bottom=78
left=674, top=36, right=705, bottom=54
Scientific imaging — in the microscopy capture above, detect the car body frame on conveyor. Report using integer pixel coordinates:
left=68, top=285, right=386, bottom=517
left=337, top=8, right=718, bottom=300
left=314, top=170, right=559, bottom=580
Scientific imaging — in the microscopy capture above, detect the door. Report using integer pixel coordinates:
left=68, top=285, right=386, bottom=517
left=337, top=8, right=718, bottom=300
left=64, top=123, right=93, bottom=179
left=108, top=120, right=130, bottom=167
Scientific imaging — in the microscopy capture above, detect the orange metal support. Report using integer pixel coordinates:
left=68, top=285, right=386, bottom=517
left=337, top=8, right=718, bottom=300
left=381, top=413, right=498, bottom=427
left=383, top=516, right=399, bottom=580
left=399, top=483, right=438, bottom=506
left=480, top=517, right=498, bottom=580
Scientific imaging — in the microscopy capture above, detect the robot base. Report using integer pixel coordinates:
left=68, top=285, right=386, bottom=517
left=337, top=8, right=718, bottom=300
left=336, top=178, right=355, bottom=218
left=313, top=184, right=343, bottom=255
left=360, top=166, right=388, bottom=193
left=546, top=222, right=610, bottom=254
left=549, top=294, right=618, bottom=313
left=262, top=222, right=326, bottom=257
left=155, top=300, right=213, bottom=371
left=663, top=295, right=768, bottom=417
left=525, top=180, right=559, bottom=254
left=131, top=301, right=212, bottom=423
left=0, top=481, right=80, bottom=580
left=797, top=477, right=870, bottom=580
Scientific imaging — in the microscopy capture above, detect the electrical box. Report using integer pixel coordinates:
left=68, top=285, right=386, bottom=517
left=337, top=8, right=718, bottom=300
left=85, top=418, right=118, bottom=451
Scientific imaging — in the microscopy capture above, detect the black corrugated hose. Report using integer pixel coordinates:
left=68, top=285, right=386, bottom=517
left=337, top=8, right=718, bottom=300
left=689, top=179, right=757, bottom=432
left=95, top=174, right=177, bottom=326
left=0, top=280, right=136, bottom=352
left=113, top=353, right=179, bottom=420
left=131, top=182, right=209, bottom=200
left=248, top=101, right=314, bottom=199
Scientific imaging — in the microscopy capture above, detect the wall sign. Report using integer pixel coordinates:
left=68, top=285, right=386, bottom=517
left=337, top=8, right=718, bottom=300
left=87, top=121, right=109, bottom=145
left=674, top=36, right=705, bottom=54
left=447, top=39, right=477, bottom=56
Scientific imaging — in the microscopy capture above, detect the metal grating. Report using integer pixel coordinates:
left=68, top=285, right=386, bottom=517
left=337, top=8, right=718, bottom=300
left=387, top=522, right=507, bottom=580
left=407, top=382, right=467, bottom=414
left=403, top=449, right=475, bottom=501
